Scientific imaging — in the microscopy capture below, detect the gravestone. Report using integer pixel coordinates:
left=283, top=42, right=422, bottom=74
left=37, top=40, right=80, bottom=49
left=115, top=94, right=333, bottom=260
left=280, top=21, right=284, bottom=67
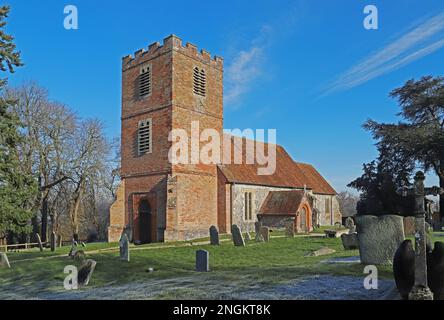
left=196, top=249, right=209, bottom=272
left=209, top=226, right=219, bottom=246
left=341, top=233, right=359, bottom=250
left=119, top=234, right=130, bottom=262
left=393, top=240, right=415, bottom=300
left=285, top=222, right=295, bottom=238
left=35, top=233, right=44, bottom=252
left=255, top=233, right=265, bottom=242
left=231, top=225, right=245, bottom=247
left=73, top=250, right=86, bottom=262
left=356, top=215, right=405, bottom=265
left=78, top=259, right=97, bottom=286
left=342, top=217, right=359, bottom=250
left=254, top=221, right=262, bottom=235
left=68, top=240, right=78, bottom=257
left=50, top=232, right=56, bottom=252
left=345, top=217, right=356, bottom=234
left=404, top=217, right=415, bottom=236
left=260, top=226, right=270, bottom=242
left=428, top=242, right=444, bottom=300
left=305, top=247, right=336, bottom=257
left=0, top=252, right=11, bottom=268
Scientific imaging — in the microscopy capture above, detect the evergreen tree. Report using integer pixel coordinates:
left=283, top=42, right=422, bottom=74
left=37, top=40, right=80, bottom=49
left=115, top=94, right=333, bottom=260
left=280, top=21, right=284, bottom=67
left=0, top=6, right=37, bottom=240
left=364, top=76, right=444, bottom=218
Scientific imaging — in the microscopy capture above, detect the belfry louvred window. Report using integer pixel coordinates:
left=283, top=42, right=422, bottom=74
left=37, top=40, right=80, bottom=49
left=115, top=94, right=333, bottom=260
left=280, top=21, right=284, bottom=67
left=138, top=119, right=152, bottom=155
left=139, top=65, right=151, bottom=97
left=193, top=67, right=206, bottom=97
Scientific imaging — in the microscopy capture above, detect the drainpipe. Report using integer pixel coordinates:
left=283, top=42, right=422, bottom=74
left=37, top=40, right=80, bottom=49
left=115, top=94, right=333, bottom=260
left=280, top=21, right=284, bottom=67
left=230, top=183, right=234, bottom=232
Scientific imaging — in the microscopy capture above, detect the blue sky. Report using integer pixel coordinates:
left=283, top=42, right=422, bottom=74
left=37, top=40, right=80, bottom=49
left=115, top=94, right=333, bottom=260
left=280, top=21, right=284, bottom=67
left=5, top=0, right=444, bottom=192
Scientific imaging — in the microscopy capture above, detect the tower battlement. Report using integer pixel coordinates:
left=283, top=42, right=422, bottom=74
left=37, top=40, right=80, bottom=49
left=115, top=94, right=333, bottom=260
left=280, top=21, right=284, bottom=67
left=122, top=34, right=223, bottom=70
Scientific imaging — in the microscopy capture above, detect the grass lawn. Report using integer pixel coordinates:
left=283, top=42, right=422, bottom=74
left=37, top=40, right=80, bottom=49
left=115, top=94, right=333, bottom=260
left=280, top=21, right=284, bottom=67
left=0, top=232, right=399, bottom=299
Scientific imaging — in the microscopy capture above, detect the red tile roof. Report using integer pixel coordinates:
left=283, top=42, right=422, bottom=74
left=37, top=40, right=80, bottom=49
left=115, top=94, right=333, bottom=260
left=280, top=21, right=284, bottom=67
left=217, top=135, right=336, bottom=195
left=258, top=190, right=305, bottom=216
left=294, top=162, right=337, bottom=195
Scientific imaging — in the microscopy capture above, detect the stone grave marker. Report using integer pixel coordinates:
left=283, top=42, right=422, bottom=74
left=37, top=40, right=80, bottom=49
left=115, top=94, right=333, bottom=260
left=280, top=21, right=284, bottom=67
left=345, top=217, right=356, bottom=234
left=254, top=221, right=261, bottom=235
left=78, top=259, right=96, bottom=286
left=119, top=234, right=130, bottom=262
left=196, top=250, right=209, bottom=272
left=50, top=232, right=56, bottom=252
left=260, top=226, right=270, bottom=242
left=68, top=240, right=78, bottom=257
left=209, top=226, right=219, bottom=246
left=285, top=222, right=295, bottom=238
left=73, top=250, right=86, bottom=262
left=255, top=233, right=265, bottom=242
left=231, top=225, right=245, bottom=247
left=341, top=217, right=359, bottom=250
left=35, top=233, right=44, bottom=252
left=0, top=252, right=11, bottom=268
left=356, top=215, right=405, bottom=265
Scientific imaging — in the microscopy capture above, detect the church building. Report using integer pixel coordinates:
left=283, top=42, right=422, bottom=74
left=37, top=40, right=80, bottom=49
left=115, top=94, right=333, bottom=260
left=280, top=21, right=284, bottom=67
left=108, top=35, right=341, bottom=243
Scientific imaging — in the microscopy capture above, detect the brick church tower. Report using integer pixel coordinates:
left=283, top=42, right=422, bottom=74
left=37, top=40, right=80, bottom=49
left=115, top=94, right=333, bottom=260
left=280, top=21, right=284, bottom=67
left=108, top=35, right=224, bottom=243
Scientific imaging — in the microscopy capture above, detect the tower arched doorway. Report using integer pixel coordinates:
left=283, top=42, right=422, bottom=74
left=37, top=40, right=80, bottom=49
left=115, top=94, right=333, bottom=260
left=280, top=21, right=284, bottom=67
left=139, top=199, right=152, bottom=244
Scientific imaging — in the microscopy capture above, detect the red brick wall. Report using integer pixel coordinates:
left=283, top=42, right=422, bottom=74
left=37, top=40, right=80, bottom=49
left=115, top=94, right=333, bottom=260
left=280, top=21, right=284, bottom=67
left=120, top=35, right=224, bottom=242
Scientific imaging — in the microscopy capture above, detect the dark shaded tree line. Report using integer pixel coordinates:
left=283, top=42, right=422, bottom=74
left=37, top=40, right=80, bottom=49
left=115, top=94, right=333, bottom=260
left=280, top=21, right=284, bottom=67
left=0, top=6, right=120, bottom=244
left=349, top=76, right=444, bottom=218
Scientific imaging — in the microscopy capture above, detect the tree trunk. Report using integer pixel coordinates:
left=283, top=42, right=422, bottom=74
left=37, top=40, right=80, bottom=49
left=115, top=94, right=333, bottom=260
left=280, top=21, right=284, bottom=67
left=41, top=195, right=49, bottom=242
left=440, top=175, right=444, bottom=220
left=70, top=179, right=84, bottom=241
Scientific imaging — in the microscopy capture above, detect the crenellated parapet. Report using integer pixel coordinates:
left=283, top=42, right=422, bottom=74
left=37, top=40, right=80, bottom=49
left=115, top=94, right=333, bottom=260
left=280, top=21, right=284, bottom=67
left=122, top=34, right=223, bottom=71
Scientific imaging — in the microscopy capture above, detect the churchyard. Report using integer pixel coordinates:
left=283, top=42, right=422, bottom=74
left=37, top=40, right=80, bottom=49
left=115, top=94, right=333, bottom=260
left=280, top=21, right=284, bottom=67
left=2, top=226, right=443, bottom=300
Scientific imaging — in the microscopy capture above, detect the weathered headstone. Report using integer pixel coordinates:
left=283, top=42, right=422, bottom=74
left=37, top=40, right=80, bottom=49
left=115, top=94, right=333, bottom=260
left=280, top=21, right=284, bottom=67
left=305, top=247, right=336, bottom=257
left=342, top=217, right=358, bottom=250
left=50, top=232, right=56, bottom=252
left=73, top=250, right=86, bottom=262
left=209, top=226, right=219, bottom=246
left=254, top=221, right=262, bottom=235
left=260, top=226, right=270, bottom=242
left=119, top=234, right=130, bottom=262
left=345, top=217, right=356, bottom=234
left=403, top=216, right=415, bottom=236
left=0, top=252, right=11, bottom=268
left=68, top=240, right=78, bottom=257
left=78, top=259, right=97, bottom=286
left=231, top=225, right=245, bottom=247
left=255, top=233, right=265, bottom=242
left=285, top=222, right=295, bottom=238
left=196, top=249, right=209, bottom=272
left=35, top=233, right=43, bottom=252
left=356, top=215, right=405, bottom=265
left=341, top=233, right=359, bottom=250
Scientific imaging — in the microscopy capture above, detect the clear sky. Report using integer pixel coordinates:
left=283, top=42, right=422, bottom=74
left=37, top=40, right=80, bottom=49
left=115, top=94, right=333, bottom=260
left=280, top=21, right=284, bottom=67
left=5, top=0, right=444, bottom=192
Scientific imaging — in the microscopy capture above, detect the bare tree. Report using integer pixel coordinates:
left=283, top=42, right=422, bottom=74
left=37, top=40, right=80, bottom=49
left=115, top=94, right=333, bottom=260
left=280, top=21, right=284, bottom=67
left=66, top=119, right=110, bottom=240
left=6, top=82, right=76, bottom=241
left=337, top=191, right=359, bottom=219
